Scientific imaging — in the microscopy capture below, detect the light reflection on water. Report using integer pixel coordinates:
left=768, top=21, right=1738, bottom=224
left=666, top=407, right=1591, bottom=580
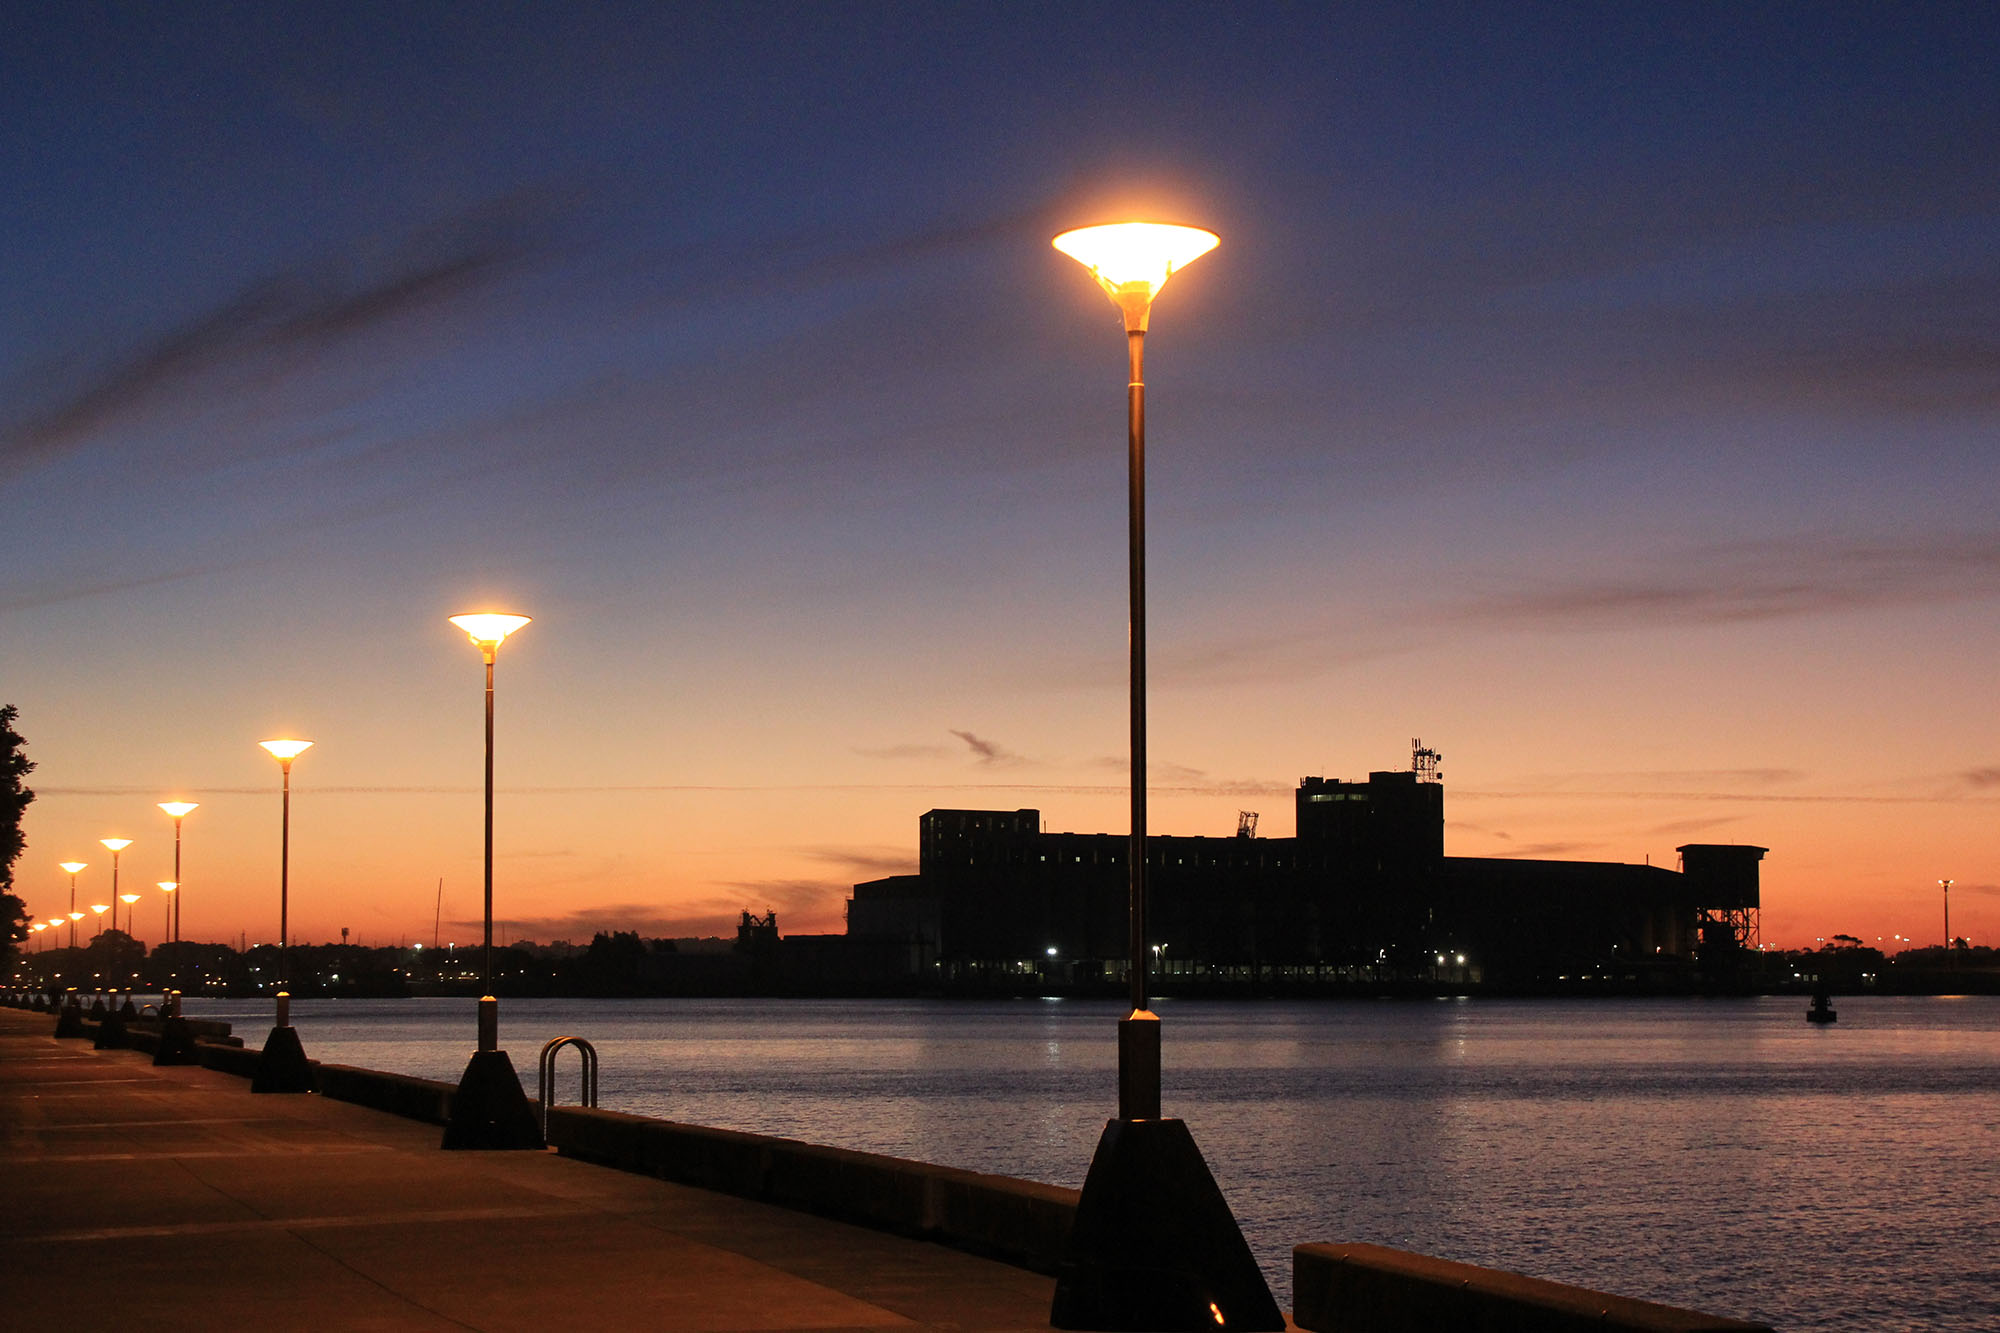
left=194, top=994, right=2000, bottom=1332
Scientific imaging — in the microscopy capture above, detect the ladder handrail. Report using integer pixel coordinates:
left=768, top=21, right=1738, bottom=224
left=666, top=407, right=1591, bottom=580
left=537, top=1035, right=599, bottom=1139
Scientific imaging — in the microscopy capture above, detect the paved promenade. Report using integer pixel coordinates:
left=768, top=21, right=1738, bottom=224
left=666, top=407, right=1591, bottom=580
left=0, top=1007, right=1055, bottom=1332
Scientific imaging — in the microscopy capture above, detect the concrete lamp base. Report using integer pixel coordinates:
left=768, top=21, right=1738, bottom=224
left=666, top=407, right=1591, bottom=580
left=1050, top=1118, right=1285, bottom=1332
left=53, top=1003, right=87, bottom=1040
left=153, top=1015, right=201, bottom=1066
left=441, top=1049, right=544, bottom=1151
left=252, top=1025, right=317, bottom=1094
left=92, top=1007, right=130, bottom=1050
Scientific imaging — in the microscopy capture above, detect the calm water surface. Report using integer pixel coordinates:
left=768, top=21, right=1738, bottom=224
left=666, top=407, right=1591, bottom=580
left=193, top=994, right=2000, bottom=1332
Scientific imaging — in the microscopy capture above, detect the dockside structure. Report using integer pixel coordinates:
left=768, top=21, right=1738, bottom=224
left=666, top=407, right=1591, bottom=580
left=848, top=757, right=1765, bottom=988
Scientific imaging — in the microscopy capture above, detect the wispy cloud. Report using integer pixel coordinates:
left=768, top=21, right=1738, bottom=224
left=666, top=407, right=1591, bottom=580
left=950, top=729, right=1024, bottom=766
left=3, top=190, right=561, bottom=468
left=1449, top=534, right=2000, bottom=632
left=852, top=743, right=952, bottom=761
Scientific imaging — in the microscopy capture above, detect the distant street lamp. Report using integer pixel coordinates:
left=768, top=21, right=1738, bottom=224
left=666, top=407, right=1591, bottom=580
left=89, top=903, right=109, bottom=937
left=158, top=883, right=178, bottom=947
left=99, top=839, right=131, bottom=934
left=58, top=862, right=87, bottom=947
left=258, top=741, right=313, bottom=989
left=32, top=922, right=47, bottom=951
left=159, top=802, right=199, bottom=944
left=118, top=894, right=141, bottom=942
left=1940, top=878, right=1953, bottom=954
left=441, top=611, right=542, bottom=1150
left=1049, top=221, right=1278, bottom=1332
left=254, top=738, right=315, bottom=1094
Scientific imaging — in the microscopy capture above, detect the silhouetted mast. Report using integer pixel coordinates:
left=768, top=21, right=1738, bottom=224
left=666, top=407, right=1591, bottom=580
left=1412, top=739, right=1442, bottom=783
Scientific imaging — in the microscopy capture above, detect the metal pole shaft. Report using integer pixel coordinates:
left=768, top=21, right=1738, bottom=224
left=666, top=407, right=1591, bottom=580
left=279, top=765, right=290, bottom=990
left=1127, top=327, right=1148, bottom=1017
left=110, top=854, right=119, bottom=934
left=69, top=873, right=76, bottom=948
left=483, top=652, right=495, bottom=994
left=173, top=823, right=182, bottom=945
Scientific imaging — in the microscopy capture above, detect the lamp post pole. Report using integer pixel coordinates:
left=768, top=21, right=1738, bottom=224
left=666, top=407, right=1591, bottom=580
left=442, top=611, right=542, bottom=1150
left=1941, top=878, right=1952, bottom=953
left=58, top=863, right=86, bottom=948
left=99, top=840, right=131, bottom=935
left=1049, top=222, right=1279, bottom=1333
left=1053, top=221, right=1217, bottom=1121
left=159, top=803, right=198, bottom=945
left=258, top=741, right=313, bottom=998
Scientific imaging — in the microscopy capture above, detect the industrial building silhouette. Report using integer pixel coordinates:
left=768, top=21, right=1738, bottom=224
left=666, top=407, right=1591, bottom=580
left=848, top=744, right=1765, bottom=989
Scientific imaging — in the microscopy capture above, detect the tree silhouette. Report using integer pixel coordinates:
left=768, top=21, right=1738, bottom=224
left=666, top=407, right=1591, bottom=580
left=1, top=704, right=34, bottom=965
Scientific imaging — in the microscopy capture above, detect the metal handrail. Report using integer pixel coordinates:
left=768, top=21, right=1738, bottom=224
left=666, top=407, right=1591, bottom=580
left=537, top=1036, right=599, bottom=1139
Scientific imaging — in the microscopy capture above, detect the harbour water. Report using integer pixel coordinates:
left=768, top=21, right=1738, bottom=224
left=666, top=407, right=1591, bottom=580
left=190, top=994, right=2000, bottom=1332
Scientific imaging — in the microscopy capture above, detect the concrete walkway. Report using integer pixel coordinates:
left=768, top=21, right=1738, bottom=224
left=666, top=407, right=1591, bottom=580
left=0, top=1007, right=1055, bottom=1332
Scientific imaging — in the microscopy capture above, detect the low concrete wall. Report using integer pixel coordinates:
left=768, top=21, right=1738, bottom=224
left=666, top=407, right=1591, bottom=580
left=544, top=1104, right=1078, bottom=1275
left=1294, top=1242, right=1774, bottom=1333
left=316, top=1063, right=457, bottom=1125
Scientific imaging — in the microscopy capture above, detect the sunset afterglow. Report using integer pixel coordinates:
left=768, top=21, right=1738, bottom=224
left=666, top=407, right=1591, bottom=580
left=3, top=6, right=1994, bottom=955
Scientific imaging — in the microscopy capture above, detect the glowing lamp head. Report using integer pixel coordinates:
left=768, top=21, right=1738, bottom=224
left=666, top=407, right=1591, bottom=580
left=90, top=904, right=109, bottom=916
left=119, top=894, right=140, bottom=906
left=100, top=838, right=132, bottom=854
left=260, top=738, right=314, bottom=765
left=159, top=801, right=199, bottom=820
left=68, top=912, right=84, bottom=922
left=450, top=612, right=532, bottom=654
left=1054, top=221, right=1218, bottom=330
left=32, top=923, right=45, bottom=933
left=158, top=882, right=178, bottom=894
left=59, top=861, right=87, bottom=875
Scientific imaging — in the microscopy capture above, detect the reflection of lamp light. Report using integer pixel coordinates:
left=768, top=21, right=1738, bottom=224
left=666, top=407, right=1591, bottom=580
left=440, top=610, right=542, bottom=1150
left=1050, top=220, right=1279, bottom=1333
left=58, top=861, right=87, bottom=948
left=159, top=802, right=198, bottom=945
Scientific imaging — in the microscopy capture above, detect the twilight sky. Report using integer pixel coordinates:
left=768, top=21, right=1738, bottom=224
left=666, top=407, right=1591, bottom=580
left=5, top=2, right=1996, bottom=953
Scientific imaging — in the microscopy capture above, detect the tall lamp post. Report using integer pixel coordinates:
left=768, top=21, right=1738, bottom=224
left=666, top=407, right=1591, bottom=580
left=157, top=884, right=177, bottom=947
left=58, top=862, right=86, bottom=948
left=99, top=840, right=131, bottom=934
left=159, top=802, right=198, bottom=945
left=440, top=611, right=543, bottom=1150
left=1941, top=878, right=1953, bottom=954
left=118, top=894, right=141, bottom=943
left=1047, top=222, right=1280, bottom=1332
left=253, top=738, right=314, bottom=1093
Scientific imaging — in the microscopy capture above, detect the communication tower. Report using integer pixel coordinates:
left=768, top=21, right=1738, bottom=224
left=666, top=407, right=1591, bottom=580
left=1236, top=811, right=1259, bottom=839
left=1412, top=739, right=1442, bottom=784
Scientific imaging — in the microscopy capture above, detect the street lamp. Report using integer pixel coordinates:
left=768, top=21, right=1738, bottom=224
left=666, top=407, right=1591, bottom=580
left=89, top=903, right=109, bottom=937
left=158, top=883, right=177, bottom=946
left=32, top=922, right=46, bottom=951
left=1941, top=878, right=1953, bottom=954
left=118, top=894, right=141, bottom=942
left=159, top=802, right=198, bottom=945
left=99, top=839, right=131, bottom=933
left=254, top=738, right=314, bottom=1094
left=440, top=610, right=542, bottom=1150
left=1048, top=221, right=1278, bottom=1332
left=258, top=741, right=312, bottom=987
left=58, top=862, right=86, bottom=947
